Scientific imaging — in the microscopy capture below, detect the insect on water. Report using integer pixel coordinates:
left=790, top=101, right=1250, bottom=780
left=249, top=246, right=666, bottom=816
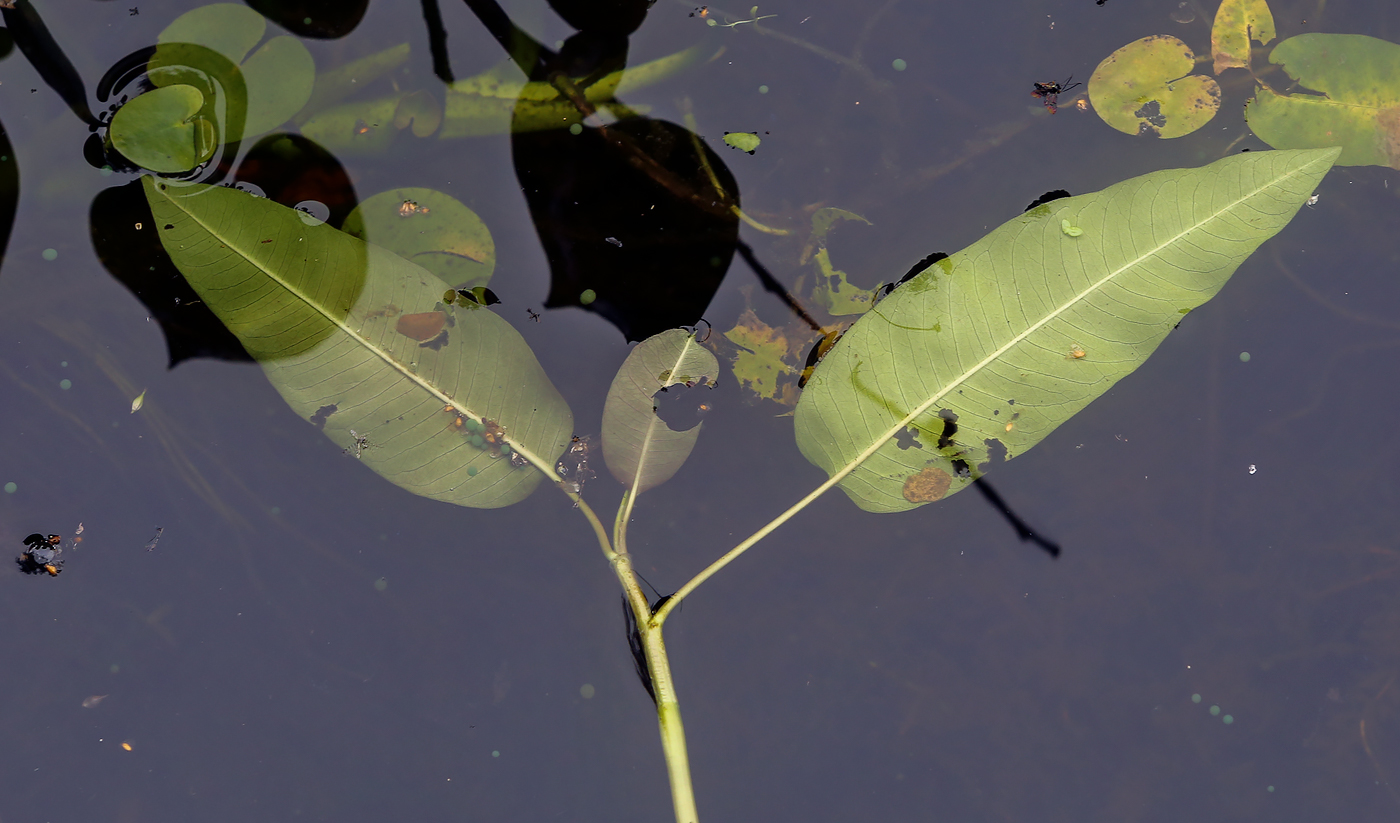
left=1032, top=76, right=1082, bottom=114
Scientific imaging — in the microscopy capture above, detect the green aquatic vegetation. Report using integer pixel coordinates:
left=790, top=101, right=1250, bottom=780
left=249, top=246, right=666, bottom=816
left=1210, top=0, right=1276, bottom=74
left=1244, top=33, right=1400, bottom=169
left=143, top=146, right=1338, bottom=822
left=109, top=84, right=216, bottom=173
left=342, top=188, right=496, bottom=290
left=153, top=2, right=315, bottom=141
left=1088, top=34, right=1221, bottom=138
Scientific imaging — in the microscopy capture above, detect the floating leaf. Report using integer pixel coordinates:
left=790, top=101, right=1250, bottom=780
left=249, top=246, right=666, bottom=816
left=142, top=177, right=571, bottom=509
left=794, top=149, right=1338, bottom=513
left=108, top=84, right=216, bottom=173
left=342, top=188, right=495, bottom=290
left=157, top=2, right=265, bottom=65
left=1088, top=35, right=1221, bottom=138
left=1211, top=0, right=1275, bottom=74
left=722, top=131, right=760, bottom=154
left=130, top=389, right=147, bottom=413
left=1244, top=33, right=1400, bottom=169
left=601, top=329, right=718, bottom=496
left=155, top=2, right=315, bottom=141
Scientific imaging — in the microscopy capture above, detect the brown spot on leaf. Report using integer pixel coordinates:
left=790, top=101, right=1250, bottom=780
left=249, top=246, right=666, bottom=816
left=903, top=466, right=952, bottom=503
left=1378, top=106, right=1400, bottom=170
left=396, top=311, right=447, bottom=341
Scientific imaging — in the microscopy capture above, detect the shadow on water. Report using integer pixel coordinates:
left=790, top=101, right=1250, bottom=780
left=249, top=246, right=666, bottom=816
left=2, top=0, right=1400, bottom=821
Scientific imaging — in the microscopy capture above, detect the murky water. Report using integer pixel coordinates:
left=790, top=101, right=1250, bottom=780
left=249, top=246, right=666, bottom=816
left=2, top=1, right=1399, bottom=821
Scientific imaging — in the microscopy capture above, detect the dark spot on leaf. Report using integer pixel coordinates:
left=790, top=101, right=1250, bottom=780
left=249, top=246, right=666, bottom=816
left=902, top=467, right=952, bottom=503
left=163, top=223, right=174, bottom=229
left=1024, top=190, right=1071, bottom=212
left=936, top=410, right=959, bottom=449
left=310, top=404, right=338, bottom=429
left=419, top=329, right=449, bottom=350
left=652, top=377, right=714, bottom=431
left=1134, top=100, right=1167, bottom=134
left=980, top=438, right=1008, bottom=473
left=396, top=311, right=448, bottom=341
left=894, top=426, right=923, bottom=450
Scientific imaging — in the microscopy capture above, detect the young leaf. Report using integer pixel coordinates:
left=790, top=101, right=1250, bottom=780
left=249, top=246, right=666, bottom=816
left=1211, top=0, right=1276, bottom=74
left=601, top=329, right=718, bottom=496
left=142, top=177, right=573, bottom=509
left=794, top=148, right=1339, bottom=513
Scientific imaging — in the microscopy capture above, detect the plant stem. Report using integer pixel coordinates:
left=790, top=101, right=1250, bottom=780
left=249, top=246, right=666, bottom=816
left=611, top=552, right=700, bottom=822
left=655, top=411, right=917, bottom=626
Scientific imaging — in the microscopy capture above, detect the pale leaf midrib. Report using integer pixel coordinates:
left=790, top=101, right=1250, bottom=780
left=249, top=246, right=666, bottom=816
left=824, top=154, right=1321, bottom=493
left=163, top=187, right=555, bottom=474
left=627, top=333, right=698, bottom=500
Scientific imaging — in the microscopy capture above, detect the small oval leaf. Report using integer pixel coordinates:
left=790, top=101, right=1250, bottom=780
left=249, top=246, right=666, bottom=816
left=601, top=329, right=719, bottom=497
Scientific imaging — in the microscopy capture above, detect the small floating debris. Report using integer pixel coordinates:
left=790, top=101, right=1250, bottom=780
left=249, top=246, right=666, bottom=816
left=18, top=533, right=65, bottom=576
left=144, top=526, right=164, bottom=552
left=131, top=389, right=147, bottom=413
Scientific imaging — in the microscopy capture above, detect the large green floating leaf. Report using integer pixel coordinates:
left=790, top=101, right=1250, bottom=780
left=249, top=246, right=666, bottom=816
left=794, top=148, right=1339, bottom=513
left=142, top=177, right=572, bottom=509
left=601, top=329, right=718, bottom=496
left=1089, top=35, right=1221, bottom=138
left=109, top=84, right=216, bottom=173
left=1244, top=33, right=1400, bottom=170
left=343, top=188, right=496, bottom=290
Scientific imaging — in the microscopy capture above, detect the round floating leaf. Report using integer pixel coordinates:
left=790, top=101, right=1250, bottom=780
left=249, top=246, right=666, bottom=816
left=1089, top=35, right=1221, bottom=138
left=239, top=36, right=316, bottom=135
left=157, top=2, right=266, bottom=65
left=795, top=149, right=1338, bottom=513
left=155, top=3, right=314, bottom=141
left=109, top=84, right=217, bottom=173
left=1244, top=33, right=1400, bottom=169
left=142, top=177, right=571, bottom=509
left=343, top=188, right=496, bottom=290
left=601, top=329, right=718, bottom=496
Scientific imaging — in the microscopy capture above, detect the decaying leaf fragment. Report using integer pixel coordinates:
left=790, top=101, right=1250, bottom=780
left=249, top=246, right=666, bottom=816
left=721, top=309, right=796, bottom=404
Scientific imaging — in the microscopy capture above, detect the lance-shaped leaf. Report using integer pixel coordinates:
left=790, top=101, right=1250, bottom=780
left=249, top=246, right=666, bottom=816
left=1244, top=33, right=1400, bottom=170
left=601, top=329, right=718, bottom=496
left=142, top=177, right=572, bottom=509
left=1211, top=0, right=1275, bottom=74
left=794, top=148, right=1338, bottom=513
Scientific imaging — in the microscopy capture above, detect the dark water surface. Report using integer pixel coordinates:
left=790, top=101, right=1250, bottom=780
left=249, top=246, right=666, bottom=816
left=3, top=1, right=1400, bottom=821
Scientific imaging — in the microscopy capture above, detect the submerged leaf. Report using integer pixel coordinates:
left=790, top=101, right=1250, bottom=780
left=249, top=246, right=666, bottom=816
left=155, top=3, right=314, bottom=141
left=811, top=248, right=876, bottom=316
left=723, top=309, right=794, bottom=403
left=143, top=177, right=572, bottom=509
left=343, top=188, right=495, bottom=290
left=795, top=149, right=1339, bottom=513
left=1244, top=33, right=1400, bottom=169
left=1089, top=35, right=1221, bottom=138
left=601, top=329, right=719, bottom=496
